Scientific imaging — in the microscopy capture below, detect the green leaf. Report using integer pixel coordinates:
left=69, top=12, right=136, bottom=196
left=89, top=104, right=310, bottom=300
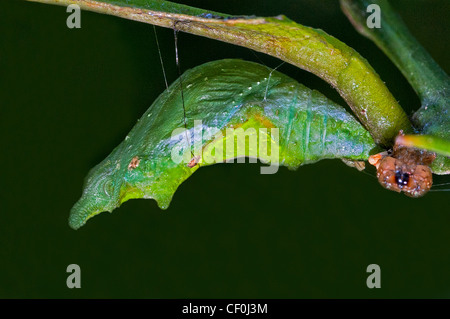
left=28, top=0, right=412, bottom=146
left=69, top=59, right=376, bottom=229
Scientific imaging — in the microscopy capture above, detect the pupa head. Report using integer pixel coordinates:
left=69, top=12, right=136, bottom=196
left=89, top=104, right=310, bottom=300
left=69, top=158, right=124, bottom=230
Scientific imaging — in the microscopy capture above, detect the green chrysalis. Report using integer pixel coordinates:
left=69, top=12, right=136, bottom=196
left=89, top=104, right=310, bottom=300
left=69, top=59, right=376, bottom=229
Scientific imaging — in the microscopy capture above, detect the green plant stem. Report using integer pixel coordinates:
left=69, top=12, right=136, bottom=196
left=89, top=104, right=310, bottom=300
left=397, top=135, right=450, bottom=157
left=341, top=0, right=449, bottom=108
left=27, top=0, right=412, bottom=146
left=340, top=0, right=449, bottom=174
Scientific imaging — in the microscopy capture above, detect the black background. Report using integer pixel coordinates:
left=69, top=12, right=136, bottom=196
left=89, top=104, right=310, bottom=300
left=1, top=0, right=449, bottom=298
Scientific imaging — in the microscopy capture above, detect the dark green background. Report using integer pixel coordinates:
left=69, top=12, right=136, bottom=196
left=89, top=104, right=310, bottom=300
left=1, top=0, right=449, bottom=298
